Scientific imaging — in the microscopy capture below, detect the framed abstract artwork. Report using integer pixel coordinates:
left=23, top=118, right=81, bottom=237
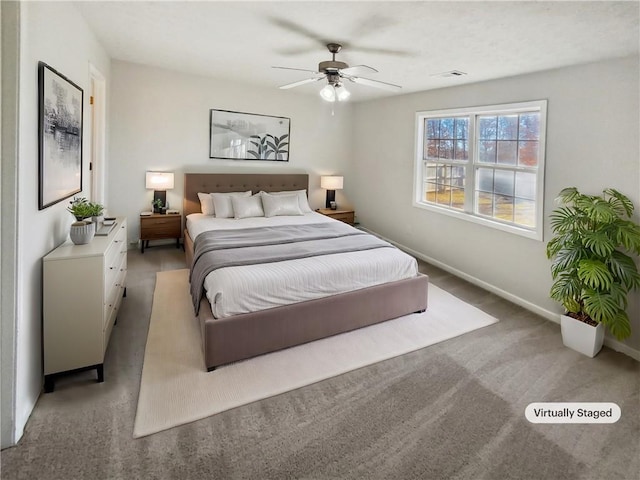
left=209, top=109, right=290, bottom=161
left=38, top=61, right=83, bottom=210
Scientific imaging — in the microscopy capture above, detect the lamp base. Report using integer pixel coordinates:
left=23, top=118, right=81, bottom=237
left=153, top=190, right=167, bottom=214
left=325, top=189, right=336, bottom=209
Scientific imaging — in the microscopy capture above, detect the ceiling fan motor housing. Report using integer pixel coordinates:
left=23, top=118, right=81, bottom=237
left=319, top=60, right=349, bottom=73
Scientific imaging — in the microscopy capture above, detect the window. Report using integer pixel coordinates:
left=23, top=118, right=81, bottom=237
left=414, top=101, right=547, bottom=240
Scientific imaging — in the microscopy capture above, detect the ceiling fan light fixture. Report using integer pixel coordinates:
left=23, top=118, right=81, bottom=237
left=336, top=84, right=350, bottom=102
left=320, top=84, right=336, bottom=102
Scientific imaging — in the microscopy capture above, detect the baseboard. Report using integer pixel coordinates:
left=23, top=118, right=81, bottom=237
left=362, top=227, right=640, bottom=362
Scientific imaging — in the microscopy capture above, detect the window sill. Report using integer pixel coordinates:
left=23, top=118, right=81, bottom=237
left=412, top=200, right=543, bottom=241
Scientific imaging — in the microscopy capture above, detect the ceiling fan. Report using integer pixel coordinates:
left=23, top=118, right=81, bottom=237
left=273, top=43, right=402, bottom=102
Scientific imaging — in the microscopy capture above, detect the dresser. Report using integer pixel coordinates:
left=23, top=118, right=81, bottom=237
left=43, top=218, right=127, bottom=392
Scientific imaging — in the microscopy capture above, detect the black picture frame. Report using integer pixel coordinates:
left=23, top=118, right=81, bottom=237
left=209, top=109, right=290, bottom=161
left=38, top=61, right=83, bottom=210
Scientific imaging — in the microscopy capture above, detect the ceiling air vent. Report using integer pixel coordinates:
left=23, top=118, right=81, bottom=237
left=431, top=70, right=467, bottom=78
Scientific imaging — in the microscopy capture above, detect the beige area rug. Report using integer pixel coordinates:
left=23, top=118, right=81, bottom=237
left=133, top=269, right=498, bottom=438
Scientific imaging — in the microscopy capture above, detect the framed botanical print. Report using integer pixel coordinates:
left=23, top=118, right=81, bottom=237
left=209, top=109, right=290, bottom=161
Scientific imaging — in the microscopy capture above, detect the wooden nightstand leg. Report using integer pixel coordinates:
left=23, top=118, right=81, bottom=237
left=176, top=238, right=180, bottom=249
left=140, top=241, right=145, bottom=254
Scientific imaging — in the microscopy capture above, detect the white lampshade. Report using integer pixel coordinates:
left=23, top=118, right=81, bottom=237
left=320, top=175, right=344, bottom=190
left=145, top=171, right=174, bottom=190
left=336, top=85, right=350, bottom=102
left=319, top=84, right=336, bottom=102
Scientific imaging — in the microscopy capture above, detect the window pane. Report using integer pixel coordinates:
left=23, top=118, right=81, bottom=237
left=498, top=115, right=518, bottom=140
left=515, top=171, right=536, bottom=200
left=476, top=192, right=493, bottom=216
left=426, top=140, right=438, bottom=159
left=497, top=140, right=517, bottom=165
left=477, top=168, right=494, bottom=192
left=518, top=140, right=538, bottom=167
left=436, top=165, right=451, bottom=185
left=515, top=198, right=536, bottom=227
left=494, top=170, right=514, bottom=196
left=425, top=182, right=437, bottom=202
left=455, top=118, right=468, bottom=139
left=494, top=195, right=514, bottom=222
left=426, top=119, right=439, bottom=138
left=478, top=116, right=497, bottom=140
left=435, top=186, right=451, bottom=206
left=424, top=163, right=437, bottom=182
left=439, top=140, right=453, bottom=159
left=454, top=140, right=468, bottom=160
left=440, top=118, right=454, bottom=139
left=479, top=141, right=496, bottom=163
left=451, top=188, right=464, bottom=210
left=518, top=113, right=539, bottom=140
left=451, top=166, right=466, bottom=188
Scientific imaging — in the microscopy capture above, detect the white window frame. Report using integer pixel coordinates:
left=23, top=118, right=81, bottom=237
left=413, top=100, right=547, bottom=241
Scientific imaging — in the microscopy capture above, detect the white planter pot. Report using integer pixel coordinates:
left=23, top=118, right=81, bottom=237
left=69, top=221, right=95, bottom=245
left=560, top=314, right=604, bottom=357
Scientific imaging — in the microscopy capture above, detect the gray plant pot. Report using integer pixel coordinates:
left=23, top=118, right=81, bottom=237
left=70, top=221, right=96, bottom=245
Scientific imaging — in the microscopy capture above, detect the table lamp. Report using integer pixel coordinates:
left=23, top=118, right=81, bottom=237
left=145, top=171, right=174, bottom=212
left=320, top=175, right=343, bottom=209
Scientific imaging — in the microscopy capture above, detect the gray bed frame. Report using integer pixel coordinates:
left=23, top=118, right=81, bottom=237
left=183, top=173, right=429, bottom=371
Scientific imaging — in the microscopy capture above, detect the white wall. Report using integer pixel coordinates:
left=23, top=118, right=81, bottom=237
left=14, top=1, right=110, bottom=442
left=350, top=56, right=640, bottom=354
left=1, top=0, right=20, bottom=449
left=108, top=61, right=354, bottom=245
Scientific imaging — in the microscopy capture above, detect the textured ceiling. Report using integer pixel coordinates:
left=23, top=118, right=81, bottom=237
left=74, top=1, right=639, bottom=101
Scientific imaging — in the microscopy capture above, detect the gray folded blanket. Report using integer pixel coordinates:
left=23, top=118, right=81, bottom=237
left=190, top=222, right=393, bottom=314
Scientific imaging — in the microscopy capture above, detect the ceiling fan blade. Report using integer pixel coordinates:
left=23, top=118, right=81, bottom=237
left=279, top=77, right=324, bottom=90
left=267, top=17, right=327, bottom=45
left=275, top=46, right=320, bottom=56
left=272, top=66, right=320, bottom=74
left=346, top=76, right=402, bottom=91
left=340, top=65, right=378, bottom=75
left=347, top=46, right=414, bottom=57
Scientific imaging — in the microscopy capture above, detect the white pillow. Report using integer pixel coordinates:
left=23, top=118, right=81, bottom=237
left=197, top=193, right=215, bottom=215
left=231, top=195, right=264, bottom=219
left=211, top=191, right=251, bottom=218
left=260, top=189, right=312, bottom=213
left=261, top=192, right=303, bottom=217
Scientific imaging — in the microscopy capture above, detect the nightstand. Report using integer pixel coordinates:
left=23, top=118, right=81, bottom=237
left=140, top=213, right=181, bottom=253
left=317, top=208, right=355, bottom=225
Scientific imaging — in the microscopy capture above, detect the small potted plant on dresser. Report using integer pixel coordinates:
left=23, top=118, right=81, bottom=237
left=67, top=197, right=105, bottom=245
left=546, top=187, right=640, bottom=357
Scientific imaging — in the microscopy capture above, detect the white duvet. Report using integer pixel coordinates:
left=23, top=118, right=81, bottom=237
left=187, top=212, right=419, bottom=318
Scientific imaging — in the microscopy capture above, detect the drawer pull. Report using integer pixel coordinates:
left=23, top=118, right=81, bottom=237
left=109, top=267, right=115, bottom=270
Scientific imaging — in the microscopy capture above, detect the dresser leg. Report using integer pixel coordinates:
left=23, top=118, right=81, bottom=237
left=140, top=241, right=144, bottom=254
left=44, top=375, right=55, bottom=393
left=123, top=287, right=127, bottom=298
left=96, top=364, right=104, bottom=383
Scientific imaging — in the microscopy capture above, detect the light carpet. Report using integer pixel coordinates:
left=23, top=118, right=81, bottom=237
left=133, top=269, right=498, bottom=438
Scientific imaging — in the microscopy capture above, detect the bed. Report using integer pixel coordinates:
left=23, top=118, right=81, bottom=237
left=184, top=173, right=429, bottom=371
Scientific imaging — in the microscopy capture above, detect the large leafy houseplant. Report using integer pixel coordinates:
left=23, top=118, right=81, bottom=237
left=546, top=187, right=640, bottom=340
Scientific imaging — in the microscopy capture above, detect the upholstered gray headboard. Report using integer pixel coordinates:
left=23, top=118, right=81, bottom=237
left=183, top=173, right=309, bottom=219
